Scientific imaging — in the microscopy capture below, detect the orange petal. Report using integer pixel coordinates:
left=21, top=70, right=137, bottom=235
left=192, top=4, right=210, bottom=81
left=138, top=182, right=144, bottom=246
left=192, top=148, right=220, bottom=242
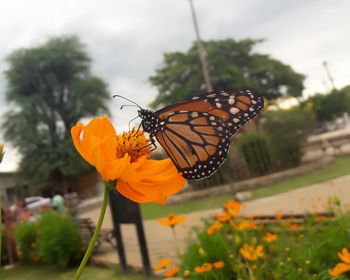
left=71, top=122, right=94, bottom=166
left=103, top=154, right=131, bottom=181
left=338, top=248, right=350, bottom=264
left=71, top=116, right=120, bottom=181
left=116, top=158, right=185, bottom=203
left=117, top=181, right=165, bottom=203
left=329, top=262, right=350, bottom=276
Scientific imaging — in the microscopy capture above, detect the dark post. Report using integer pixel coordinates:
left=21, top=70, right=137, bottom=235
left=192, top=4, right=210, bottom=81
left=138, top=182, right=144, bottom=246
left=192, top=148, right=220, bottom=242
left=109, top=190, right=152, bottom=277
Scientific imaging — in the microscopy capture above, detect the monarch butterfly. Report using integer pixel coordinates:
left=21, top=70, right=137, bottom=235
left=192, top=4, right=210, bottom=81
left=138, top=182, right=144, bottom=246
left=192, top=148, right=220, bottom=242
left=114, top=89, right=264, bottom=180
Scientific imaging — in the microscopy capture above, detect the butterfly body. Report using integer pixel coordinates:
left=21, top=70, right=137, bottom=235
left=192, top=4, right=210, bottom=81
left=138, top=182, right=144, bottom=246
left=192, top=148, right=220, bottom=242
left=138, top=109, right=163, bottom=134
left=138, top=89, right=264, bottom=180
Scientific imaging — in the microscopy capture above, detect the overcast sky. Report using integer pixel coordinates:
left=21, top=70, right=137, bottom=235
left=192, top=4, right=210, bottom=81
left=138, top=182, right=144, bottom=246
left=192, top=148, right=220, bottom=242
left=0, top=0, right=349, bottom=172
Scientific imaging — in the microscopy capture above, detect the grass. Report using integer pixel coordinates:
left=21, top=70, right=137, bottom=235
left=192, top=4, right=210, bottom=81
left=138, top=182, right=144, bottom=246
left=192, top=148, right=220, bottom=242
left=251, top=156, right=350, bottom=199
left=141, top=156, right=350, bottom=220
left=141, top=194, right=233, bottom=220
left=0, top=265, right=155, bottom=280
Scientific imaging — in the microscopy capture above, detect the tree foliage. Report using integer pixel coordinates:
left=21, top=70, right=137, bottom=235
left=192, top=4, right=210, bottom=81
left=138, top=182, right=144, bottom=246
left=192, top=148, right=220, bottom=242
left=2, top=36, right=110, bottom=189
left=302, top=86, right=350, bottom=122
left=149, top=38, right=305, bottom=108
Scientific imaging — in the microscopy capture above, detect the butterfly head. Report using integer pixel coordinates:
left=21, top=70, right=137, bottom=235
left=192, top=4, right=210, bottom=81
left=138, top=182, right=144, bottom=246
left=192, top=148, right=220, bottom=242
left=138, top=109, right=161, bottom=134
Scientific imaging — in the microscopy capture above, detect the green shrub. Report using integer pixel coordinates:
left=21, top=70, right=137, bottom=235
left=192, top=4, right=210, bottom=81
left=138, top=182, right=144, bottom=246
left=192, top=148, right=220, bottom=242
left=37, top=212, right=82, bottom=267
left=14, top=221, right=38, bottom=263
left=263, top=109, right=315, bottom=169
left=236, top=133, right=272, bottom=175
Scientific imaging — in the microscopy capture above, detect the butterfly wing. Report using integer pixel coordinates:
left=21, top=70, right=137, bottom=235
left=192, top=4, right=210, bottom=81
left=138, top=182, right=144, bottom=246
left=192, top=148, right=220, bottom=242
left=155, top=112, right=231, bottom=180
left=157, top=89, right=264, bottom=135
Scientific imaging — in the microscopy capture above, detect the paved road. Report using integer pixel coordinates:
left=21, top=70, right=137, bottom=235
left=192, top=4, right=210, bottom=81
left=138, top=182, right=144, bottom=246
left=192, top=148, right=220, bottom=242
left=81, top=174, right=350, bottom=269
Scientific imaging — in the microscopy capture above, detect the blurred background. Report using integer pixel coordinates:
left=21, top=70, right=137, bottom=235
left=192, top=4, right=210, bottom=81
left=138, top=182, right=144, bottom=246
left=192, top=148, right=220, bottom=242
left=0, top=0, right=350, bottom=279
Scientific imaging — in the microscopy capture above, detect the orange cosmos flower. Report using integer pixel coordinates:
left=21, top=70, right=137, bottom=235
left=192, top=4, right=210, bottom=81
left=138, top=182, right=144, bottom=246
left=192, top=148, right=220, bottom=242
left=164, top=266, right=180, bottom=277
left=195, top=263, right=213, bottom=273
left=71, top=116, right=185, bottom=203
left=263, top=232, right=278, bottom=243
left=329, top=248, right=350, bottom=277
left=240, top=244, right=265, bottom=261
left=158, top=214, right=186, bottom=228
left=275, top=211, right=283, bottom=220
left=233, top=220, right=257, bottom=231
left=289, top=223, right=300, bottom=231
left=207, top=221, right=222, bottom=235
left=213, top=261, right=225, bottom=269
left=153, top=258, right=172, bottom=270
left=223, top=200, right=241, bottom=217
left=213, top=212, right=231, bottom=222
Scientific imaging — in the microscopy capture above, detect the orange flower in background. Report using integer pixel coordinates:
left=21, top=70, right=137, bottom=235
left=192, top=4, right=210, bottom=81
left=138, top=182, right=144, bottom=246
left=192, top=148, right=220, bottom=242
left=315, top=214, right=326, bottom=222
left=207, top=221, right=222, bottom=235
left=240, top=244, right=265, bottom=261
left=71, top=116, right=185, bottom=203
left=263, top=232, right=278, bottom=243
left=158, top=214, right=186, bottom=228
left=223, top=200, right=241, bottom=217
left=213, top=212, right=231, bottom=222
left=233, top=220, right=257, bottom=231
left=153, top=258, right=172, bottom=270
left=275, top=211, right=283, bottom=220
left=246, top=214, right=255, bottom=220
left=164, top=266, right=180, bottom=277
left=195, top=263, right=213, bottom=273
left=329, top=248, right=350, bottom=277
left=289, top=223, right=300, bottom=231
left=213, top=261, right=225, bottom=269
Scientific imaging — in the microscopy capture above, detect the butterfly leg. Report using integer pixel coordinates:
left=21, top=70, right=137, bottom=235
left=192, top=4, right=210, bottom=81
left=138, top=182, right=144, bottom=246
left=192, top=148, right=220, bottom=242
left=135, top=135, right=157, bottom=152
left=132, top=122, right=142, bottom=136
left=128, top=116, right=139, bottom=132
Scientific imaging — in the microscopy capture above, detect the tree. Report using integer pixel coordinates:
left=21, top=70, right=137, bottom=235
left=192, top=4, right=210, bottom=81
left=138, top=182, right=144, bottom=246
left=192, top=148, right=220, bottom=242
left=303, top=88, right=349, bottom=122
left=149, top=39, right=305, bottom=108
left=2, top=36, right=110, bottom=190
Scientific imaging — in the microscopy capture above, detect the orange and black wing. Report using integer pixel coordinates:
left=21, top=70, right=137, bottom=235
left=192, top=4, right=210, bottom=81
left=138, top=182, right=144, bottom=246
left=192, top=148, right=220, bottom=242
left=155, top=112, right=230, bottom=180
left=157, top=89, right=264, bottom=136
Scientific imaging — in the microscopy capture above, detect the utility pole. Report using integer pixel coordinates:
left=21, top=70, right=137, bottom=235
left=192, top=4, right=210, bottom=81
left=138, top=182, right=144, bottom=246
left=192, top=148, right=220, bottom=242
left=322, top=61, right=336, bottom=91
left=188, top=0, right=213, bottom=92
left=322, top=80, right=329, bottom=93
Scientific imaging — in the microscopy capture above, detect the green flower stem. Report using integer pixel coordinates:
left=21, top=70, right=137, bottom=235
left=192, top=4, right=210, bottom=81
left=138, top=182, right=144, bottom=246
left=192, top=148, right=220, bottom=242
left=171, top=227, right=181, bottom=257
left=74, top=185, right=110, bottom=280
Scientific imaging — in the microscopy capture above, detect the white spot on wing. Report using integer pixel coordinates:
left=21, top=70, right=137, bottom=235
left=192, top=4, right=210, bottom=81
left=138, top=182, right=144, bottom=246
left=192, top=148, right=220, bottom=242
left=230, top=107, right=239, bottom=114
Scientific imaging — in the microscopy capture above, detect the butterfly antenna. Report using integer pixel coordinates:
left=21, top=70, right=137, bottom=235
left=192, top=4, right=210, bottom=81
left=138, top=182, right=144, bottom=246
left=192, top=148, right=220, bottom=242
left=113, top=94, right=142, bottom=109
left=120, top=104, right=139, bottom=110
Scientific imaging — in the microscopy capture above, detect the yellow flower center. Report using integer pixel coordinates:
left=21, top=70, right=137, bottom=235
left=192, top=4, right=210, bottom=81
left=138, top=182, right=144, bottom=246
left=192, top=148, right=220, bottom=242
left=115, top=128, right=151, bottom=162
